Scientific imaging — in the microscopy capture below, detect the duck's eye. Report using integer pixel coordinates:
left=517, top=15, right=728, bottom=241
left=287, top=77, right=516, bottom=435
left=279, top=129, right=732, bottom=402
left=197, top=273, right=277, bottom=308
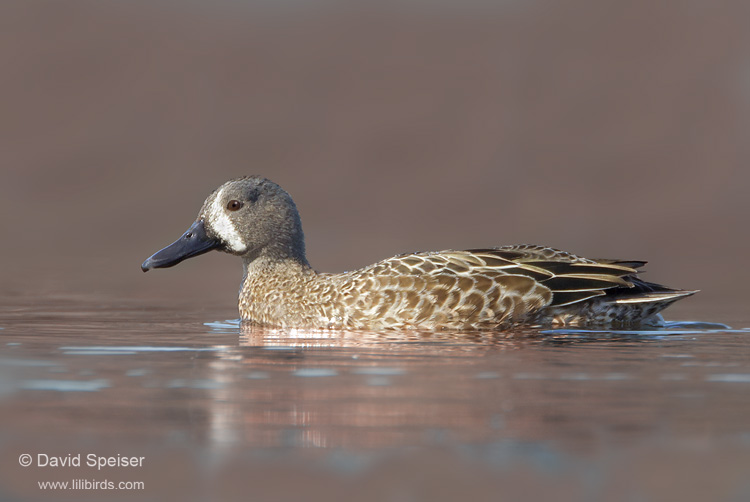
left=226, top=200, right=244, bottom=211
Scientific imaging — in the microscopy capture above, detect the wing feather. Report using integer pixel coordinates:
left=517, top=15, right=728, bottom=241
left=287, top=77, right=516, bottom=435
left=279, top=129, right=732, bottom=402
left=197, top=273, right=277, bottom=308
left=440, top=247, right=645, bottom=308
left=341, top=245, right=684, bottom=328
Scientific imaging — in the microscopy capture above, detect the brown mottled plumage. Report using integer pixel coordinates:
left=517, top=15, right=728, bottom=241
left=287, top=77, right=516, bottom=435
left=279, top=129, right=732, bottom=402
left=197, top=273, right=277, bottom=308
left=142, top=176, right=696, bottom=330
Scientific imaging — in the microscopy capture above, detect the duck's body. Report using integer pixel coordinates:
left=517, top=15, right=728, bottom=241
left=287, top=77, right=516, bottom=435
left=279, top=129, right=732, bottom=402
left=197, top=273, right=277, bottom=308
left=142, top=176, right=695, bottom=330
left=237, top=245, right=692, bottom=330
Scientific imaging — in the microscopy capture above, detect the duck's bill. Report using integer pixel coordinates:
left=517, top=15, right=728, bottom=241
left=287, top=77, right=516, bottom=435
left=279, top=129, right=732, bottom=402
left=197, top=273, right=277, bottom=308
left=141, top=220, right=221, bottom=272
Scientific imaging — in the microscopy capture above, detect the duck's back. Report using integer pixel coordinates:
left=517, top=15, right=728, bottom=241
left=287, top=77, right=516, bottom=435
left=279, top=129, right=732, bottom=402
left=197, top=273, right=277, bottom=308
left=298, top=245, right=691, bottom=330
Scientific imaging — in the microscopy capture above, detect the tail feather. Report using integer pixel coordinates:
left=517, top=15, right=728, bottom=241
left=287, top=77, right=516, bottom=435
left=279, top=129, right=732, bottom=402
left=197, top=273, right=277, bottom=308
left=613, top=290, right=698, bottom=305
left=604, top=277, right=698, bottom=308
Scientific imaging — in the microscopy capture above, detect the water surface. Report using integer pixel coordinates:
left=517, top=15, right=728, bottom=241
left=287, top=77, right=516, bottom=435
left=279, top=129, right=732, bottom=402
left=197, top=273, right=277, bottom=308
left=1, top=296, right=749, bottom=501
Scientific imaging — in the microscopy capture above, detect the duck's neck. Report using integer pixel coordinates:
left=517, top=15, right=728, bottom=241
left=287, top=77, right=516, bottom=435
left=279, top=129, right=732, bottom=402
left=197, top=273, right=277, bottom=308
left=240, top=199, right=310, bottom=268
left=242, top=249, right=313, bottom=281
left=239, top=250, right=317, bottom=325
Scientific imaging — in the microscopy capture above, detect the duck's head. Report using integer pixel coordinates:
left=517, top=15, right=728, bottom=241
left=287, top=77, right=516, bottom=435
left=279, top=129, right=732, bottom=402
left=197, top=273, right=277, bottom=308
left=141, top=176, right=306, bottom=272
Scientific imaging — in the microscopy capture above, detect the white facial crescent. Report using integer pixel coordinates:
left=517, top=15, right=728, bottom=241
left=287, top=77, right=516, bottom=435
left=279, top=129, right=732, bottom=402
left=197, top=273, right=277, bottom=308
left=206, top=186, right=247, bottom=253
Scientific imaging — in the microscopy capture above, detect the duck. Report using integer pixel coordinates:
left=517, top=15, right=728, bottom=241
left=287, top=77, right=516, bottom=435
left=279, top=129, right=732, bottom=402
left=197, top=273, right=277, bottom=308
left=141, top=176, right=696, bottom=330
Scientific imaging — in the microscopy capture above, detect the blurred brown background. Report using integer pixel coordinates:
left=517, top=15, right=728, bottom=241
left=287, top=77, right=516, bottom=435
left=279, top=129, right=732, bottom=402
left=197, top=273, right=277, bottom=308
left=2, top=0, right=748, bottom=319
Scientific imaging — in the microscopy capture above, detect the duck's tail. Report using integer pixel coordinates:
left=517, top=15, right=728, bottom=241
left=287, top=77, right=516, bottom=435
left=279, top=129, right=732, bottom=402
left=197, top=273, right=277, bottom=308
left=606, top=278, right=698, bottom=310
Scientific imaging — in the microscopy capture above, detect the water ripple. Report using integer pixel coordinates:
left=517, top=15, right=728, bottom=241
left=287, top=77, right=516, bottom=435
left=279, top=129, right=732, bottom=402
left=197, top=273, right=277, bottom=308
left=20, top=379, right=110, bottom=392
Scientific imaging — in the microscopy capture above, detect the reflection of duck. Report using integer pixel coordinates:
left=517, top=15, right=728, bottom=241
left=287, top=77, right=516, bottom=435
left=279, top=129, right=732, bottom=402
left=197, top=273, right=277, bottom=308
left=143, top=176, right=695, bottom=330
left=236, top=324, right=540, bottom=352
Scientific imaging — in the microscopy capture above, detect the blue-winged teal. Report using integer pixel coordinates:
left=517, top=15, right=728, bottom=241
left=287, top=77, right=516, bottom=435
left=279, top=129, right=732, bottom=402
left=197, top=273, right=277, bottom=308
left=142, top=176, right=695, bottom=330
